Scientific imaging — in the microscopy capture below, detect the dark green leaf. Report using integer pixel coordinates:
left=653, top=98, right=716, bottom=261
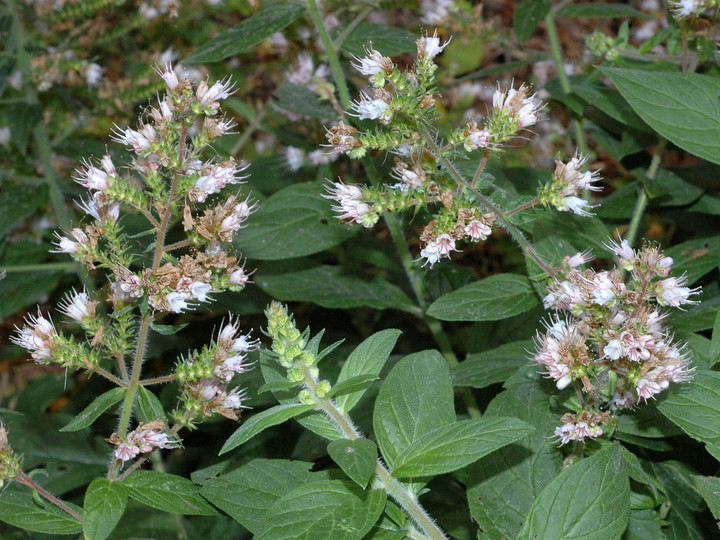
left=373, top=350, right=455, bottom=468
left=184, top=4, right=306, bottom=63
left=150, top=322, right=188, bottom=335
left=600, top=68, right=720, bottom=165
left=642, top=167, right=704, bottom=207
left=255, top=480, right=386, bottom=540
left=274, top=83, right=339, bottom=119
left=8, top=103, right=42, bottom=154
left=124, top=471, right=217, bottom=515
left=0, top=185, right=49, bottom=239
left=327, top=438, right=378, bottom=488
left=650, top=461, right=705, bottom=539
left=665, top=236, right=720, bottom=285
left=60, top=387, right=125, bottom=432
left=326, top=374, right=378, bottom=399
left=556, top=3, right=647, bottom=18
left=391, top=417, right=533, bottom=477
left=694, top=476, right=720, bottom=526
left=235, top=182, right=358, bottom=260
left=624, top=508, right=667, bottom=540
left=135, top=386, right=166, bottom=423
left=257, top=379, right=303, bottom=394
left=518, top=444, right=630, bottom=539
left=513, top=0, right=552, bottom=44
left=257, top=265, right=416, bottom=312
left=220, top=403, right=317, bottom=454
left=335, top=329, right=401, bottom=413
left=199, top=459, right=328, bottom=533
left=339, top=22, right=416, bottom=56
left=452, top=340, right=533, bottom=388
left=0, top=487, right=82, bottom=534
left=427, top=274, right=540, bottom=322
left=83, top=478, right=127, bottom=540
left=658, top=370, right=720, bottom=460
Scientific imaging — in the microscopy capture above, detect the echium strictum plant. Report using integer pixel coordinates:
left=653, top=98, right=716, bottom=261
left=321, top=31, right=601, bottom=269
left=11, top=65, right=258, bottom=480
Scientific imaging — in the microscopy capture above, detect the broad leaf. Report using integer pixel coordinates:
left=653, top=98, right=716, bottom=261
left=83, top=478, right=127, bottom=540
left=665, top=236, right=720, bottom=285
left=327, top=438, right=378, bottom=488
left=0, top=487, right=82, bottom=535
left=658, top=370, right=720, bottom=460
left=60, top=387, right=125, bottom=432
left=468, top=380, right=562, bottom=539
left=650, top=461, right=705, bottom=539
left=695, top=476, right=720, bottom=526
left=335, top=329, right=401, bottom=413
left=513, top=0, right=551, bottom=44
left=135, top=386, right=166, bottom=423
left=373, top=350, right=455, bottom=468
left=198, top=459, right=328, bottom=533
left=0, top=184, right=48, bottom=239
left=326, top=374, right=379, bottom=399
left=391, top=417, right=533, bottom=478
left=624, top=508, right=667, bottom=540
left=221, top=403, right=317, bottom=454
left=518, top=444, right=630, bottom=540
left=257, top=265, right=416, bottom=312
left=338, top=22, right=416, bottom=56
left=601, top=68, right=720, bottom=165
left=452, top=340, right=533, bottom=389
left=184, top=4, right=306, bottom=63
left=235, top=182, right=358, bottom=260
left=255, top=480, right=386, bottom=540
left=124, top=470, right=217, bottom=515
left=150, top=322, right=188, bottom=335
left=427, top=274, right=539, bottom=322
left=274, top=83, right=339, bottom=119
left=556, top=3, right=646, bottom=18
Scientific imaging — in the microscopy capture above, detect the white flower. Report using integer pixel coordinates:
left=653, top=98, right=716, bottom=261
left=352, top=47, right=388, bottom=76
left=636, top=378, right=663, bottom=402
left=419, top=30, right=451, bottom=59
left=11, top=311, right=56, bottom=361
left=114, top=443, right=139, bottom=462
left=464, top=220, right=491, bottom=241
left=228, top=267, right=250, bottom=286
left=111, top=126, right=151, bottom=154
left=322, top=181, right=372, bottom=226
left=222, top=387, right=249, bottom=409
left=58, top=288, right=91, bottom=321
left=351, top=94, right=390, bottom=121
left=603, top=339, right=622, bottom=360
left=120, top=274, right=144, bottom=297
left=655, top=276, right=699, bottom=307
left=154, top=63, right=179, bottom=90
left=196, top=77, right=236, bottom=107
left=189, top=281, right=212, bottom=302
left=466, top=129, right=492, bottom=149
left=73, top=159, right=110, bottom=191
left=671, top=0, right=706, bottom=19
left=285, top=146, right=304, bottom=171
left=85, top=63, right=104, bottom=87
left=566, top=249, right=594, bottom=268
left=166, top=292, right=191, bottom=313
left=565, top=196, right=595, bottom=216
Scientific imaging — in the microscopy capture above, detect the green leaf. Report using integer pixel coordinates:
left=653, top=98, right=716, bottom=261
left=235, top=182, right=358, bottom=260
left=9, top=103, right=42, bottom=154
left=658, top=370, right=720, bottom=459
left=335, top=329, right=401, bottom=413
left=124, top=471, right=217, bottom=515
left=452, top=340, right=533, bottom=388
left=518, top=444, right=630, bottom=540
left=391, top=417, right=533, bottom=477
left=600, top=68, right=720, bottom=165
left=257, top=379, right=303, bottom=394
left=255, top=480, right=386, bottom=540
left=624, top=508, right=667, bottom=540
left=257, top=265, right=416, bottom=312
left=220, top=403, right=317, bottom=454
left=198, top=459, right=327, bottom=533
left=650, top=461, right=705, bottom=539
left=274, top=83, right=339, bottom=119
left=338, top=22, right=416, bottom=56
left=83, top=478, right=127, bottom=540
left=468, top=381, right=562, bottom=539
left=427, top=274, right=540, bottom=322
left=150, top=322, right=188, bottom=335
left=710, top=308, right=720, bottom=366
left=0, top=185, right=49, bottom=239
left=694, top=476, right=720, bottom=526
left=641, top=167, right=704, bottom=206
left=556, top=3, right=647, bottom=18
left=184, top=4, right=306, bottom=63
left=665, top=236, right=720, bottom=285
left=326, top=374, right=379, bottom=399
left=135, top=386, right=166, bottom=423
left=327, top=438, right=378, bottom=488
left=60, top=387, right=125, bottom=432
left=0, top=487, right=82, bottom=534
left=513, top=0, right=552, bottom=44
left=373, top=350, right=455, bottom=468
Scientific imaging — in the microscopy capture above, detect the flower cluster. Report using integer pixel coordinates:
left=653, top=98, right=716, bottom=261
left=538, top=153, right=602, bottom=217
left=173, top=318, right=258, bottom=427
left=108, top=421, right=181, bottom=462
left=0, top=425, right=22, bottom=489
left=534, top=240, right=699, bottom=445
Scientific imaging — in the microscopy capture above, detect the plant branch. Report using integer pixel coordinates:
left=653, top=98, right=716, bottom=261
left=16, top=471, right=83, bottom=522
left=625, top=137, right=666, bottom=250
left=140, top=374, right=176, bottom=386
left=93, top=366, right=128, bottom=387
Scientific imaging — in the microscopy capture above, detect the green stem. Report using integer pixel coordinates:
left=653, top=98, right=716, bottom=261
left=1, top=263, right=75, bottom=273
left=625, top=137, right=666, bottom=249
left=94, top=366, right=128, bottom=387
left=545, top=12, right=588, bottom=159
left=420, top=125, right=555, bottom=275
left=307, top=0, right=352, bottom=110
left=298, top=363, right=447, bottom=540
left=332, top=4, right=373, bottom=48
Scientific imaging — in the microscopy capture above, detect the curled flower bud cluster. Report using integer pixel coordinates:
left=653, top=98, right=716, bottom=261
left=534, top=241, right=699, bottom=445
left=0, top=425, right=22, bottom=488
left=265, top=302, right=333, bottom=401
left=174, top=318, right=257, bottom=427
left=538, top=153, right=603, bottom=217
left=108, top=420, right=181, bottom=462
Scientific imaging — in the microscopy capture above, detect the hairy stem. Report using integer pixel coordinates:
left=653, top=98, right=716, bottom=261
left=16, top=471, right=83, bottom=522
left=307, top=0, right=352, bottom=110
left=625, top=137, right=666, bottom=250
left=93, top=366, right=128, bottom=387
left=140, top=374, right=176, bottom=386
left=298, top=363, right=448, bottom=540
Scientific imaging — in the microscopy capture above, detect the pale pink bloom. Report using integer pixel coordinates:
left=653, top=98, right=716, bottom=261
left=73, top=159, right=110, bottom=191
left=11, top=312, right=56, bottom=361
left=605, top=238, right=635, bottom=267
left=53, top=235, right=80, bottom=253
left=592, top=272, right=615, bottom=306
left=159, top=98, right=173, bottom=119
left=154, top=63, right=179, bottom=90
left=636, top=378, right=663, bottom=402
left=120, top=274, right=144, bottom=297
left=228, top=267, right=250, bottom=286
left=464, top=220, right=491, bottom=241
left=198, top=379, right=221, bottom=401
left=58, top=289, right=91, bottom=321
left=609, top=390, right=635, bottom=411
left=166, top=292, right=191, bottom=313
left=323, top=181, right=371, bottom=226
left=466, top=129, right=492, bottom=149
left=114, top=443, right=139, bottom=462
left=391, top=166, right=424, bottom=188
left=420, top=30, right=451, bottom=59
left=197, top=77, right=236, bottom=107
left=189, top=281, right=212, bottom=302
left=655, top=276, right=698, bottom=307
left=222, top=387, right=249, bottom=409
left=554, top=424, right=575, bottom=445
left=111, top=126, right=152, bottom=153
left=352, top=47, right=387, bottom=76
left=566, top=249, right=594, bottom=268
left=657, top=256, right=673, bottom=276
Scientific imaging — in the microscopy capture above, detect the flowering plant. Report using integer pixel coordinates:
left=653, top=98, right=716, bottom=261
left=1, top=1, right=720, bottom=539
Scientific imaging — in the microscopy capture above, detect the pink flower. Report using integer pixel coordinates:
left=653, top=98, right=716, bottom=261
left=114, top=443, right=139, bottom=462
left=73, top=159, right=110, bottom=191
left=636, top=378, right=663, bottom=402
left=11, top=311, right=56, bottom=361
left=196, top=77, right=236, bottom=107
left=154, top=63, right=179, bottom=90
left=111, top=126, right=152, bottom=154
left=464, top=220, right=491, bottom=241
left=120, top=274, right=144, bottom=297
